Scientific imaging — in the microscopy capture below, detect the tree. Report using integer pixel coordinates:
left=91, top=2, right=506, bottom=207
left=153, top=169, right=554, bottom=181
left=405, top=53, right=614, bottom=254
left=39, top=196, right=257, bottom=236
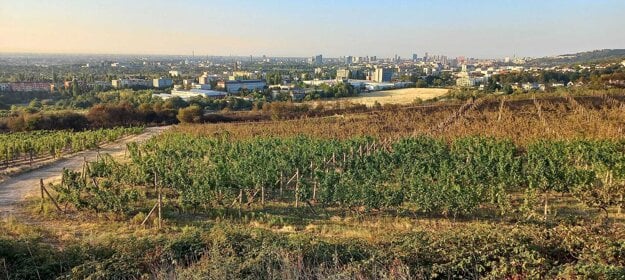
left=163, top=96, right=188, bottom=110
left=71, top=82, right=82, bottom=96
left=177, top=105, right=203, bottom=123
left=28, top=98, right=42, bottom=109
left=485, top=79, right=502, bottom=92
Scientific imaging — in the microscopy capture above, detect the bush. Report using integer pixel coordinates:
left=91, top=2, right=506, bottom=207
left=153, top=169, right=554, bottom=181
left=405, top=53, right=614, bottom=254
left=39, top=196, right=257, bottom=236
left=86, top=103, right=141, bottom=128
left=177, top=105, right=203, bottom=123
left=3, top=111, right=89, bottom=132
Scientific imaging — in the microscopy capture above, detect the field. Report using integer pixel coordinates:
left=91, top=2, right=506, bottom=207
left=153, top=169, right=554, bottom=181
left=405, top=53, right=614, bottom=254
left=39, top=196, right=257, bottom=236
left=2, top=90, right=625, bottom=279
left=318, top=87, right=449, bottom=106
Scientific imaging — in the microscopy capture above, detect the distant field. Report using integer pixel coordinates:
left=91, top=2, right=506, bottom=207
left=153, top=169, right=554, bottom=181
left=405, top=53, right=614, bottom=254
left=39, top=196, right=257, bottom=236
left=340, top=88, right=449, bottom=106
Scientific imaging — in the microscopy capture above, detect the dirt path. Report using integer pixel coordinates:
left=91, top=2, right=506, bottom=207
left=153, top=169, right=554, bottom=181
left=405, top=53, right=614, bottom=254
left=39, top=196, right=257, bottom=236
left=0, top=126, right=171, bottom=217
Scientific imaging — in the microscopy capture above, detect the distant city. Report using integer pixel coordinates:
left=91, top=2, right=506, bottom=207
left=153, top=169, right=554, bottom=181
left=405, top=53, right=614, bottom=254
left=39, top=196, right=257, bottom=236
left=2, top=49, right=624, bottom=102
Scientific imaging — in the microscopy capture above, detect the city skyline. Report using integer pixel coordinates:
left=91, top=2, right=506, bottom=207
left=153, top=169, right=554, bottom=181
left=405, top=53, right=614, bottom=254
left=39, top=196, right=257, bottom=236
left=1, top=0, right=624, bottom=58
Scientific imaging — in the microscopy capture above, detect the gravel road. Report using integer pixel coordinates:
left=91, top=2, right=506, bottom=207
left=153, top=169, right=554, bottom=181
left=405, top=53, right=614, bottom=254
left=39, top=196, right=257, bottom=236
left=0, top=126, right=171, bottom=217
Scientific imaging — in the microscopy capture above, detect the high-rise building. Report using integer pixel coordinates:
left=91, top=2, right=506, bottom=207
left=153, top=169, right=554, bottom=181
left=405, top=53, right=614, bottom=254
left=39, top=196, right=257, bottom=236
left=412, top=54, right=418, bottom=61
left=345, top=56, right=353, bottom=65
left=311, top=54, right=323, bottom=65
left=373, top=67, right=393, bottom=83
left=441, top=56, right=448, bottom=65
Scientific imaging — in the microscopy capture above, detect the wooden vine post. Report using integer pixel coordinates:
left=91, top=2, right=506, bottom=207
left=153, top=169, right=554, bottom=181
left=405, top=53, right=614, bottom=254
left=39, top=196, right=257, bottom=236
left=261, top=184, right=265, bottom=206
left=310, top=161, right=316, bottom=201
left=140, top=172, right=163, bottom=229
left=40, top=179, right=44, bottom=213
left=156, top=172, right=162, bottom=229
left=39, top=178, right=62, bottom=213
left=295, top=168, right=300, bottom=208
left=498, top=97, right=506, bottom=121
left=279, top=171, right=284, bottom=197
left=619, top=192, right=623, bottom=215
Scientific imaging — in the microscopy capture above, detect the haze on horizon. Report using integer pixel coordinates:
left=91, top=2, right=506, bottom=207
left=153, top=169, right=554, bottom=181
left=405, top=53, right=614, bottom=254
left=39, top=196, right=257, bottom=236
left=1, top=0, right=624, bottom=59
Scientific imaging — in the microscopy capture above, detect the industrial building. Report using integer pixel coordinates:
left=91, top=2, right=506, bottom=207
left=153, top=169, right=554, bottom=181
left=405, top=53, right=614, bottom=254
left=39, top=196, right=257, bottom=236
left=154, top=89, right=227, bottom=101
left=3, top=82, right=52, bottom=92
left=224, top=79, right=266, bottom=94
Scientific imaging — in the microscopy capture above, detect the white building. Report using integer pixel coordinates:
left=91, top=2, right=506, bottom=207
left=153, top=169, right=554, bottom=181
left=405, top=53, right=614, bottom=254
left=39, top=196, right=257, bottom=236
left=111, top=78, right=151, bottom=88
left=336, top=69, right=350, bottom=81
left=166, top=89, right=227, bottom=100
left=365, top=82, right=395, bottom=91
left=182, top=79, right=195, bottom=87
left=373, top=67, right=393, bottom=82
left=199, top=72, right=219, bottom=85
left=455, top=70, right=486, bottom=88
left=152, top=93, right=174, bottom=100
left=229, top=71, right=258, bottom=81
left=522, top=83, right=540, bottom=91
left=153, top=78, right=174, bottom=89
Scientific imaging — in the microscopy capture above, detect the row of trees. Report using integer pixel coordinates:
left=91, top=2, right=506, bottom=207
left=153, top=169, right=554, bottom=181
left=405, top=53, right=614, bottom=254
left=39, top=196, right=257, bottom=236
left=1, top=103, right=172, bottom=132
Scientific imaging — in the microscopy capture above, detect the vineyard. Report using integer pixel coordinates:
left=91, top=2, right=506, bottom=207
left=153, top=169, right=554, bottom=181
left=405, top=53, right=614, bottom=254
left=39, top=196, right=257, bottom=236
left=6, top=92, right=625, bottom=279
left=56, top=132, right=625, bottom=220
left=176, top=92, right=625, bottom=144
left=0, top=127, right=143, bottom=170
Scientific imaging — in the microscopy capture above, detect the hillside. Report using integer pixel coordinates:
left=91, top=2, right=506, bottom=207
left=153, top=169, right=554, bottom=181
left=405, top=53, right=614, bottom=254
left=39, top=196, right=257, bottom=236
left=529, top=49, right=625, bottom=66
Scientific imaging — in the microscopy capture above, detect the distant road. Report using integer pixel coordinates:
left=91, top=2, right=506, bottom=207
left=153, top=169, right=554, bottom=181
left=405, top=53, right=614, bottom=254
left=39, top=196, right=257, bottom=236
left=0, top=126, right=171, bottom=217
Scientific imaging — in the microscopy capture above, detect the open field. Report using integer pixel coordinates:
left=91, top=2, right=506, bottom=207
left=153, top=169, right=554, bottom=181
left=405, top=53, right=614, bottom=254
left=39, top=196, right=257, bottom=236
left=318, top=87, right=449, bottom=106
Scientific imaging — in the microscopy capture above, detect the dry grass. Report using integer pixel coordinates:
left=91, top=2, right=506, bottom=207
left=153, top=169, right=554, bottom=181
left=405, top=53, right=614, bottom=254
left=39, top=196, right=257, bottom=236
left=310, top=88, right=449, bottom=107
left=344, top=88, right=449, bottom=106
left=176, top=94, right=625, bottom=145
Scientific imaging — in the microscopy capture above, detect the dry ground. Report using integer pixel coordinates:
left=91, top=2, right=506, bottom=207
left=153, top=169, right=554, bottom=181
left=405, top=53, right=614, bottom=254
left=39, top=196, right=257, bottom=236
left=0, top=126, right=171, bottom=217
left=342, top=88, right=449, bottom=106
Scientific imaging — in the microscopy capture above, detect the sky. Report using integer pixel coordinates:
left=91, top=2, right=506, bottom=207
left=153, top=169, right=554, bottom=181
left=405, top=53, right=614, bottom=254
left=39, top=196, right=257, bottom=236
left=1, top=0, right=624, bottom=58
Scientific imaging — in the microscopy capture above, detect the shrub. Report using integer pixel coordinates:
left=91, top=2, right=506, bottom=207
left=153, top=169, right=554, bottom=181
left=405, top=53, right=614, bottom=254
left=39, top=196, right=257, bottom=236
left=177, top=105, right=203, bottom=123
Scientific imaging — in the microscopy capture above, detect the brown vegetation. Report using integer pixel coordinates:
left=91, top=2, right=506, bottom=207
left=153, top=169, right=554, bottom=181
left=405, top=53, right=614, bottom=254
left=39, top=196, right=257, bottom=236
left=174, top=93, right=625, bottom=145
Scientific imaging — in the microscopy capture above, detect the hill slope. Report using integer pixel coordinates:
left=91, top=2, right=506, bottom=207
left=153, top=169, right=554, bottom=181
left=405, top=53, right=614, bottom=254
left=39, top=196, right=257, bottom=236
left=529, top=49, right=625, bottom=66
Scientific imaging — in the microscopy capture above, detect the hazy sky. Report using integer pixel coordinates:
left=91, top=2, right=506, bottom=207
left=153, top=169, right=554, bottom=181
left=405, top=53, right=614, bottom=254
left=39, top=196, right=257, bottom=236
left=1, top=0, right=624, bottom=58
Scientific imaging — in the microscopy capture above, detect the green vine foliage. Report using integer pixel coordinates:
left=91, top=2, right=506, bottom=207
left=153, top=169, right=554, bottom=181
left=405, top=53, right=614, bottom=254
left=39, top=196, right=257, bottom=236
left=59, top=132, right=625, bottom=218
left=0, top=126, right=142, bottom=165
left=53, top=168, right=141, bottom=214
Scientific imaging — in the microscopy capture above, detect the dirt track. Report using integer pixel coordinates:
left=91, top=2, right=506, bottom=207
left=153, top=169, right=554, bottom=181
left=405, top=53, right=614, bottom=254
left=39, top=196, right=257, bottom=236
left=0, top=126, right=170, bottom=217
